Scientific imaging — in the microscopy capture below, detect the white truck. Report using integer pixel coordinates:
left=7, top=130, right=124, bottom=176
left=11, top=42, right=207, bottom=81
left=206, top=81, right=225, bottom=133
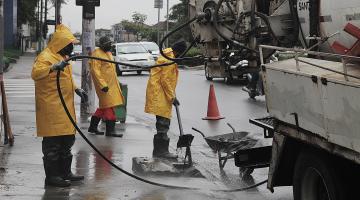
left=189, top=0, right=360, bottom=200
left=237, top=45, right=360, bottom=200
left=189, top=0, right=360, bottom=97
left=187, top=1, right=360, bottom=198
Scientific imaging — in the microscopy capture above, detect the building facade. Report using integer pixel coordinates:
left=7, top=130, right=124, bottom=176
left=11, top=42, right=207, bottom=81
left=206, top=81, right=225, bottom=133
left=4, top=0, right=17, bottom=48
left=111, top=23, right=137, bottom=43
left=95, top=28, right=113, bottom=44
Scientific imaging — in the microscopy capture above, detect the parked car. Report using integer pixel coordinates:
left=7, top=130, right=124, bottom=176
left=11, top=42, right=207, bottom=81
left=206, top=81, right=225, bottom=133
left=113, top=42, right=155, bottom=76
left=139, top=41, right=160, bottom=60
left=73, top=45, right=82, bottom=55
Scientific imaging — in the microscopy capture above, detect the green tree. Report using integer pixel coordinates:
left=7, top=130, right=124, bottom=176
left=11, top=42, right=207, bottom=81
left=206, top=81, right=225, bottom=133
left=121, top=12, right=155, bottom=41
left=168, top=0, right=192, bottom=43
left=132, top=12, right=147, bottom=25
left=140, top=28, right=158, bottom=42
left=17, top=0, right=38, bottom=26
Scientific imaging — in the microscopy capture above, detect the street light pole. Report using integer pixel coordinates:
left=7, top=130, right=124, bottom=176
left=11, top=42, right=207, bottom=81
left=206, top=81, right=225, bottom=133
left=154, top=0, right=163, bottom=46
left=55, top=0, right=61, bottom=26
left=0, top=0, right=3, bottom=74
left=157, top=8, right=161, bottom=46
left=78, top=2, right=98, bottom=117
left=166, top=0, right=169, bottom=47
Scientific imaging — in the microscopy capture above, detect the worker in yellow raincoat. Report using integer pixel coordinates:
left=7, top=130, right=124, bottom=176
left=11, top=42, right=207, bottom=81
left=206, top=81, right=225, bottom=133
left=32, top=24, right=87, bottom=187
left=145, top=41, right=187, bottom=159
left=88, top=36, right=124, bottom=137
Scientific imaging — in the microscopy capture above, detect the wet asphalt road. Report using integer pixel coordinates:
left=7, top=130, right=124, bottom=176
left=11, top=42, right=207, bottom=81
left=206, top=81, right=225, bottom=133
left=0, top=57, right=293, bottom=200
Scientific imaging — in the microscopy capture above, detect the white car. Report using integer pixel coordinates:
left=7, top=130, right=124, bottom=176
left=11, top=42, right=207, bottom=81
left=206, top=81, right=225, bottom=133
left=73, top=45, right=82, bottom=56
left=139, top=41, right=160, bottom=60
left=114, top=42, right=155, bottom=75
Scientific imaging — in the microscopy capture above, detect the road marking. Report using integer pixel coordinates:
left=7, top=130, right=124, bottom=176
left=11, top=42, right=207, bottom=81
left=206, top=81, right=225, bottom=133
left=4, top=79, right=35, bottom=98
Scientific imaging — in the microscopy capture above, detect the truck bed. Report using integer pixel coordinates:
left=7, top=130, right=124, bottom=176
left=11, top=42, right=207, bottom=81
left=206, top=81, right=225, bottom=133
left=267, top=57, right=360, bottom=84
left=263, top=57, right=360, bottom=155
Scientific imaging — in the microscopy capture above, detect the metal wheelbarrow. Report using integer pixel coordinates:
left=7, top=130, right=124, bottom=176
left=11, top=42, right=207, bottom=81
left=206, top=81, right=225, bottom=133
left=192, top=123, right=257, bottom=169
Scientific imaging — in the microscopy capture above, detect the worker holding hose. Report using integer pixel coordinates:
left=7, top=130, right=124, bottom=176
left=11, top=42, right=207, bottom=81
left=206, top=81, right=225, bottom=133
left=145, top=41, right=187, bottom=159
left=88, top=36, right=125, bottom=137
left=31, top=24, right=86, bottom=187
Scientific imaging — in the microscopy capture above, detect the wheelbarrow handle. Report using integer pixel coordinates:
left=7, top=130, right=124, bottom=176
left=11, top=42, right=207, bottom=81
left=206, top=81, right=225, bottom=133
left=192, top=127, right=206, bottom=138
left=227, top=123, right=236, bottom=133
left=227, top=122, right=236, bottom=140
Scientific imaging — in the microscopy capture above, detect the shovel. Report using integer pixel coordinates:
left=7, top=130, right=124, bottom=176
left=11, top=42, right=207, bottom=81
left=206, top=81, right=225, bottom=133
left=174, top=101, right=194, bottom=166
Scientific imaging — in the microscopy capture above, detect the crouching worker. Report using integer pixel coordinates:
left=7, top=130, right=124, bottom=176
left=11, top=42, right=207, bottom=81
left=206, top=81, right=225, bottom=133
left=31, top=24, right=86, bottom=187
left=145, top=41, right=187, bottom=159
left=88, top=36, right=125, bottom=137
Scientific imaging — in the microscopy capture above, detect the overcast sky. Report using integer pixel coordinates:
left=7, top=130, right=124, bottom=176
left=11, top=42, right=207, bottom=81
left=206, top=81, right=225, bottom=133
left=50, top=0, right=181, bottom=33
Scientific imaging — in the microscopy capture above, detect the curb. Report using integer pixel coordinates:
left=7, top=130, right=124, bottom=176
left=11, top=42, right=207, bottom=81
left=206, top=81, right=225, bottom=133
left=179, top=65, right=204, bottom=70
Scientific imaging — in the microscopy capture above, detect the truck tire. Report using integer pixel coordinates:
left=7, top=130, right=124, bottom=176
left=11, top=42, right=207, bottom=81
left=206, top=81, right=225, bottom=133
left=205, top=64, right=213, bottom=81
left=224, top=75, right=233, bottom=85
left=116, top=65, right=122, bottom=76
left=293, top=150, right=346, bottom=200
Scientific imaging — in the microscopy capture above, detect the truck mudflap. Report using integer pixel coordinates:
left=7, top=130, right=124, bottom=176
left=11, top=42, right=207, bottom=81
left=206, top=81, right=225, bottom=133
left=267, top=133, right=286, bottom=192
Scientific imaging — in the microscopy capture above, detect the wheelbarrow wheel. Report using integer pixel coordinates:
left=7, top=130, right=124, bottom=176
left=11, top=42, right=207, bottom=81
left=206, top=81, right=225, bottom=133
left=239, top=167, right=254, bottom=179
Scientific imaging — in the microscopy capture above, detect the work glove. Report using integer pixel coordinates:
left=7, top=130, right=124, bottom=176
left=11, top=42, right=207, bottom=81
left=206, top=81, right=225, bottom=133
left=172, top=97, right=180, bottom=106
left=51, top=61, right=69, bottom=71
left=101, top=86, right=109, bottom=93
left=75, top=88, right=88, bottom=103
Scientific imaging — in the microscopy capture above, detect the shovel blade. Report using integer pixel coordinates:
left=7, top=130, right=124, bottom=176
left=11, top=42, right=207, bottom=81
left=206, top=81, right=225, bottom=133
left=177, top=134, right=194, bottom=148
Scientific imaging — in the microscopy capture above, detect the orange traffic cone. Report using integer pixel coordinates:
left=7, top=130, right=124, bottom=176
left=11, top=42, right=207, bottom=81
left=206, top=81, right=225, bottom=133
left=203, top=84, right=225, bottom=120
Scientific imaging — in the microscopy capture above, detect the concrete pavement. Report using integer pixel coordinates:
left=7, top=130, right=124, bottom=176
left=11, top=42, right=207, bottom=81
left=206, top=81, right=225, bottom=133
left=0, top=53, right=293, bottom=199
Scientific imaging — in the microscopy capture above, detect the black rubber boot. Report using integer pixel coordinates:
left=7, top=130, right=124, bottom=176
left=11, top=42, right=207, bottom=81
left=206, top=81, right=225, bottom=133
left=105, top=120, right=123, bottom=137
left=43, top=158, right=71, bottom=187
left=88, top=116, right=104, bottom=135
left=62, top=155, right=84, bottom=181
left=152, top=135, right=178, bottom=160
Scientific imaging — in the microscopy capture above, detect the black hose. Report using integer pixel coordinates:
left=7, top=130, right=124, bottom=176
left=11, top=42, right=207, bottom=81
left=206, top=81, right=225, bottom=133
left=158, top=16, right=205, bottom=62
left=66, top=55, right=174, bottom=69
left=55, top=63, right=268, bottom=192
left=288, top=0, right=308, bottom=48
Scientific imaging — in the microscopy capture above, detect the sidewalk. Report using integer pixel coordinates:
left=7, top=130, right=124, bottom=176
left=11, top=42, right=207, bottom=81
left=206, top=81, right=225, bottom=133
left=0, top=52, right=157, bottom=199
left=1, top=52, right=37, bottom=147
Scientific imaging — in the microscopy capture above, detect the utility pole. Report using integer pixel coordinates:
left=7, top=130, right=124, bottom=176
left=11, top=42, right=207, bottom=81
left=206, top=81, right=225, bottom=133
left=76, top=0, right=100, bottom=117
left=55, top=0, right=61, bottom=25
left=166, top=0, right=169, bottom=47
left=0, top=0, right=13, bottom=146
left=157, top=8, right=161, bottom=46
left=0, top=0, right=3, bottom=74
left=154, top=0, right=163, bottom=46
left=39, top=0, right=43, bottom=50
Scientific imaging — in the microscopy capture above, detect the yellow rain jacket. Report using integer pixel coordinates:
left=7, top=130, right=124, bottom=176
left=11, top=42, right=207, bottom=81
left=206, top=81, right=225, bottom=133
left=145, top=48, right=179, bottom=119
left=89, top=48, right=124, bottom=109
left=31, top=24, right=78, bottom=137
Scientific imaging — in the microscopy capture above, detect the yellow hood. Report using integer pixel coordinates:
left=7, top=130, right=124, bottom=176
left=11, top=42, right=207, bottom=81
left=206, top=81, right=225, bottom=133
left=161, top=48, right=175, bottom=58
left=47, top=24, right=78, bottom=54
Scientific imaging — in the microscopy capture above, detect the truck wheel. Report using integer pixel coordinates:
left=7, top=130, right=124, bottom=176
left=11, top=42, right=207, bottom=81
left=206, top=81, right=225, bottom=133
left=205, top=64, right=213, bottom=81
left=116, top=65, right=122, bottom=76
left=293, top=150, right=346, bottom=200
left=224, top=76, right=233, bottom=85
